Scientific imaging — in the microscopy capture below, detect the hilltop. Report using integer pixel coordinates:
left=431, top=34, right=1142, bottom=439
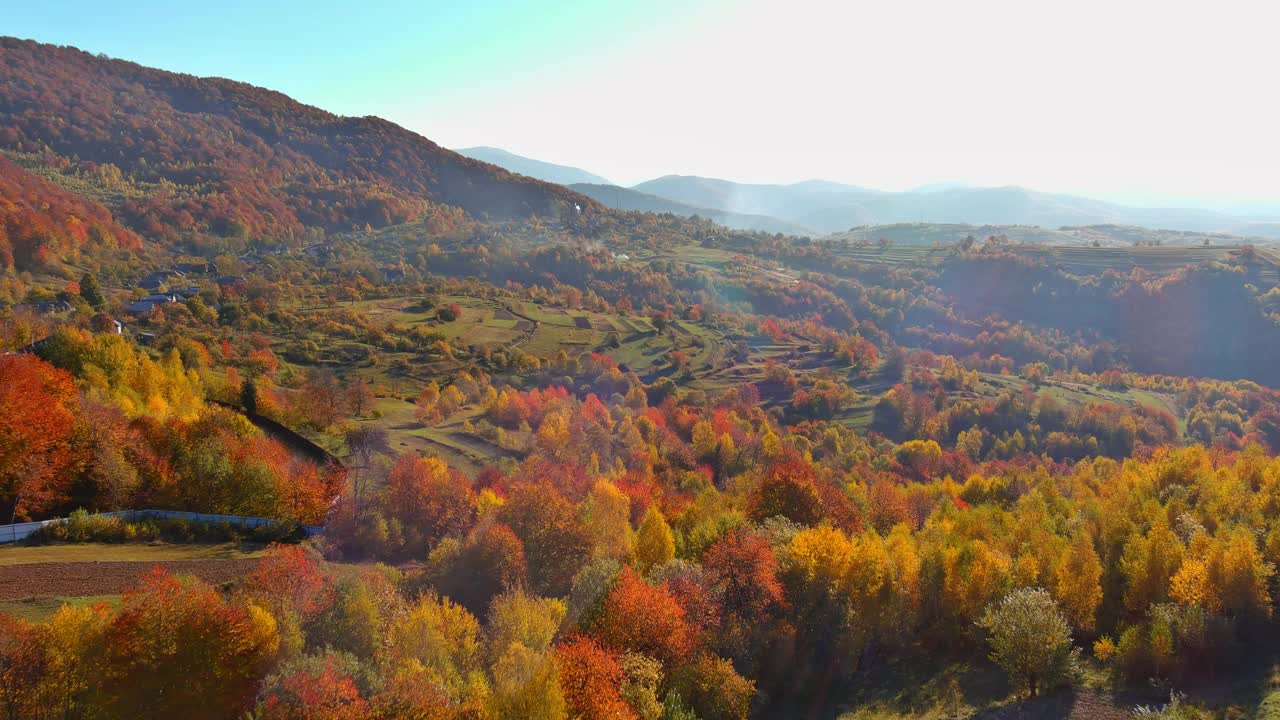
left=0, top=37, right=595, bottom=266
left=633, top=174, right=868, bottom=225
left=454, top=146, right=611, bottom=186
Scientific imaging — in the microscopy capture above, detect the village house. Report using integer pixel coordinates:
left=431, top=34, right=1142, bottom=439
left=15, top=299, right=73, bottom=314
left=139, top=270, right=183, bottom=291
left=125, top=293, right=178, bottom=315
left=176, top=261, right=218, bottom=275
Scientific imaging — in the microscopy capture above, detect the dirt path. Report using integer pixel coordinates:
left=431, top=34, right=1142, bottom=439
left=0, top=558, right=260, bottom=600
left=973, top=689, right=1132, bottom=720
left=499, top=300, right=540, bottom=350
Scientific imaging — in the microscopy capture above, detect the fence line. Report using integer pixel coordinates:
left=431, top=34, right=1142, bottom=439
left=0, top=509, right=323, bottom=544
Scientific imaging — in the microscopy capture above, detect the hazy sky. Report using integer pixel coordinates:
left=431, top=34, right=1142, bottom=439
left=9, top=0, right=1279, bottom=208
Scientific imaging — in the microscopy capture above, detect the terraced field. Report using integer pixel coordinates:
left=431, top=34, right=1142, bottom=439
left=1008, top=245, right=1250, bottom=277
left=833, top=369, right=1182, bottom=433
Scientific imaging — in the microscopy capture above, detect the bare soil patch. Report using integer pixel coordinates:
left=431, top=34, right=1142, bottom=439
left=0, top=558, right=260, bottom=600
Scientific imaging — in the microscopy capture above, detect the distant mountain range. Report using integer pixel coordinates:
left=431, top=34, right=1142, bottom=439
left=465, top=149, right=1280, bottom=240
left=454, top=146, right=611, bottom=186
left=632, top=176, right=1280, bottom=239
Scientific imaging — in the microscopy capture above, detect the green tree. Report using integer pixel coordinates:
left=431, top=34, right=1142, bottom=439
left=978, top=587, right=1076, bottom=698
left=240, top=375, right=258, bottom=415
left=79, top=271, right=105, bottom=309
left=310, top=576, right=382, bottom=658
left=669, top=654, right=754, bottom=720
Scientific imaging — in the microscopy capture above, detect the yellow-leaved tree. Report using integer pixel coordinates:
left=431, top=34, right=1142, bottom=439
left=1054, top=533, right=1103, bottom=632
left=1121, top=519, right=1184, bottom=613
left=487, top=592, right=567, bottom=720
left=634, top=506, right=676, bottom=575
left=581, top=479, right=634, bottom=564
left=383, top=592, right=486, bottom=704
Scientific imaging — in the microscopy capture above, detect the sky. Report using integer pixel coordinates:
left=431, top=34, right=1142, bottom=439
left=8, top=0, right=1280, bottom=210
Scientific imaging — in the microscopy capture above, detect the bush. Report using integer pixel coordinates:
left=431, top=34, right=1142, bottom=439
left=670, top=654, right=755, bottom=720
left=24, top=509, right=304, bottom=545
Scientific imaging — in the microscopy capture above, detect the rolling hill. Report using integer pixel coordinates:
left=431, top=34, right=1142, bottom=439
left=0, top=37, right=597, bottom=255
left=454, top=146, right=611, bottom=186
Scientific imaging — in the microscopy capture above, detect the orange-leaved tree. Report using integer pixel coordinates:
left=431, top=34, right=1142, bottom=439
left=99, top=568, right=278, bottom=719
left=0, top=354, right=80, bottom=522
left=554, top=635, right=638, bottom=720
left=592, top=567, right=695, bottom=666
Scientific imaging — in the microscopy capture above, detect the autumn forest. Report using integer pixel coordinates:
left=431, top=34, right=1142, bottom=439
left=3, top=34, right=1280, bottom=720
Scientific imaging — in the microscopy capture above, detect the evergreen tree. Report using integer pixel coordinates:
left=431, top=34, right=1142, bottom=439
left=79, top=272, right=105, bottom=309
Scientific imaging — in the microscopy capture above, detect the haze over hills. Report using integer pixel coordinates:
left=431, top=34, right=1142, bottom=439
left=566, top=183, right=814, bottom=235
left=465, top=147, right=1280, bottom=240
left=633, top=175, right=873, bottom=224
left=454, top=146, right=611, bottom=186
left=635, top=175, right=1280, bottom=238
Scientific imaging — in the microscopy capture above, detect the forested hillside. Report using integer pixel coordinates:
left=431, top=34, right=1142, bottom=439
left=0, top=38, right=595, bottom=252
left=0, top=155, right=140, bottom=269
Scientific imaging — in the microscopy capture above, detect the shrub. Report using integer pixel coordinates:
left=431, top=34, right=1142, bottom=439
left=669, top=654, right=755, bottom=720
left=24, top=509, right=304, bottom=545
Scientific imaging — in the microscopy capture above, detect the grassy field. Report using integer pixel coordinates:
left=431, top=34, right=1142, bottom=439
left=834, top=369, right=1181, bottom=434
left=0, top=541, right=268, bottom=566
left=1008, top=244, right=1253, bottom=277
left=316, top=282, right=812, bottom=401
left=0, top=595, right=123, bottom=623
left=818, top=241, right=1277, bottom=281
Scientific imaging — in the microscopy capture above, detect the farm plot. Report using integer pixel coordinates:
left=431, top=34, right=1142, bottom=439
left=0, top=542, right=267, bottom=618
left=0, top=557, right=260, bottom=601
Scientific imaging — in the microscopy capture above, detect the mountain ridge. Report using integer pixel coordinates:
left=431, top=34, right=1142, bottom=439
left=454, top=146, right=611, bottom=186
